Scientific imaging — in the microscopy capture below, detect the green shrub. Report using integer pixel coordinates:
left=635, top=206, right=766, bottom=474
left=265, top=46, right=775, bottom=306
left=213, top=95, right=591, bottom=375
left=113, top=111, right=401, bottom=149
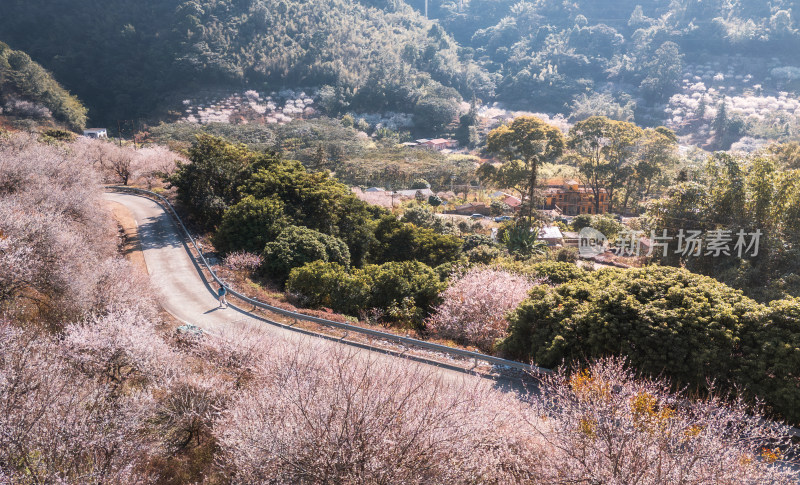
left=262, top=226, right=350, bottom=283
left=410, top=178, right=430, bottom=189
left=590, top=214, right=624, bottom=240
left=738, top=297, right=800, bottom=422
left=401, top=206, right=437, bottom=228
left=502, top=266, right=800, bottom=423
left=373, top=216, right=462, bottom=267
left=286, top=261, right=368, bottom=315
left=554, top=247, right=578, bottom=263
left=287, top=260, right=443, bottom=328
left=214, top=196, right=287, bottom=254
left=362, top=261, right=443, bottom=321
left=40, top=129, right=76, bottom=143
left=462, top=234, right=494, bottom=252
left=528, top=261, right=586, bottom=284
left=167, top=135, right=263, bottom=229
left=465, top=245, right=504, bottom=265
left=571, top=214, right=592, bottom=231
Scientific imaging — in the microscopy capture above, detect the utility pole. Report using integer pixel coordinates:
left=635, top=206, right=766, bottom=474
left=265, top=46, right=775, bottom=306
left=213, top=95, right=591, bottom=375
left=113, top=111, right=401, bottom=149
left=425, top=0, right=428, bottom=19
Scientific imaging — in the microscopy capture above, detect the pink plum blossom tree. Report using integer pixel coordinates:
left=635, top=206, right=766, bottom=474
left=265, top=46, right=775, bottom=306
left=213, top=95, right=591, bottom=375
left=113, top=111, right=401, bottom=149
left=426, top=267, right=539, bottom=352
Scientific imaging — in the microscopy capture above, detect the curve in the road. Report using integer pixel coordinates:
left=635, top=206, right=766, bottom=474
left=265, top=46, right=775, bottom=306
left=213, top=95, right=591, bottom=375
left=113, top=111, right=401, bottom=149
left=103, top=191, right=520, bottom=384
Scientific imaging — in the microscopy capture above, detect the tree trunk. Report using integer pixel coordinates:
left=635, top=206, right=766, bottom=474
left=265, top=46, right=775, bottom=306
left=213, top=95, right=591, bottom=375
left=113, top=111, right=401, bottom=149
left=527, top=158, right=537, bottom=221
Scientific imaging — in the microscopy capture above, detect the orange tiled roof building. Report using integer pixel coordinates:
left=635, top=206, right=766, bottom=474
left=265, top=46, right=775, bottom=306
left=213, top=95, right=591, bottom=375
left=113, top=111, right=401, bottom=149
left=543, top=178, right=609, bottom=216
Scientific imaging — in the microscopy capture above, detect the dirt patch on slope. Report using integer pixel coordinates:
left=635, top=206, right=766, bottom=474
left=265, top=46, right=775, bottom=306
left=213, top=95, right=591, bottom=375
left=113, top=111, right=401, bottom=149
left=107, top=200, right=148, bottom=274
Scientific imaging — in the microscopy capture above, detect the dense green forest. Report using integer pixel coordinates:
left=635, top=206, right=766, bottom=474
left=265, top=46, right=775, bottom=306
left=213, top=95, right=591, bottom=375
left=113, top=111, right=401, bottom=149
left=0, top=42, right=86, bottom=131
left=2, top=0, right=798, bottom=126
left=416, top=0, right=800, bottom=113
left=0, top=0, right=487, bottom=124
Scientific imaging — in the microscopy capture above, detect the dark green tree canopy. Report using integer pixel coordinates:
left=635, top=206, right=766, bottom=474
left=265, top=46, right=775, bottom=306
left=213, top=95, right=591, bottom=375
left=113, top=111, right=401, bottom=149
left=503, top=265, right=800, bottom=423
left=262, top=225, right=351, bottom=283
left=481, top=116, right=565, bottom=219
left=213, top=196, right=287, bottom=255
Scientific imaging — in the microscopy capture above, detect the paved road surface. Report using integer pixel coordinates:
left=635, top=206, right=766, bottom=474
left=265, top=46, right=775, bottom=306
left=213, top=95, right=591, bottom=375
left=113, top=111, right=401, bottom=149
left=104, top=191, right=303, bottom=337
left=103, top=191, right=493, bottom=384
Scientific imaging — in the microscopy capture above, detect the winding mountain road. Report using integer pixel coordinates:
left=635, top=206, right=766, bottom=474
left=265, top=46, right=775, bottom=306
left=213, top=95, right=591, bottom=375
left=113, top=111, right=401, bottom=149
left=102, top=191, right=503, bottom=384
left=104, top=191, right=300, bottom=337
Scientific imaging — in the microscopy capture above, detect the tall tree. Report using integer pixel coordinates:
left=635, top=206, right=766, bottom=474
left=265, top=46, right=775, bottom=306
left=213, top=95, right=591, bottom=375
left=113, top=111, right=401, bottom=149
left=167, top=134, right=263, bottom=229
left=639, top=41, right=684, bottom=103
left=567, top=116, right=643, bottom=214
left=619, top=126, right=678, bottom=214
left=479, top=116, right=565, bottom=219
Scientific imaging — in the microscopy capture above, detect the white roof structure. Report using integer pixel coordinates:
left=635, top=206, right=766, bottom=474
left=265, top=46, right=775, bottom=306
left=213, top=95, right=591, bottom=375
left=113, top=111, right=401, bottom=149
left=538, top=226, right=564, bottom=240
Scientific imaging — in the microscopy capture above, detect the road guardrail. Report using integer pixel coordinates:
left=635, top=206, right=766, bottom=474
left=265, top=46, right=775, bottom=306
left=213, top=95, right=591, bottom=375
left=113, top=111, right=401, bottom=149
left=106, top=185, right=551, bottom=375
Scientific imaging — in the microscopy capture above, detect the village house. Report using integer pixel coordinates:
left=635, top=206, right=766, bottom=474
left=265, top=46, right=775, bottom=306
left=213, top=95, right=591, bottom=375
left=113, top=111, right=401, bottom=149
left=415, top=138, right=458, bottom=151
left=562, top=231, right=581, bottom=247
left=543, top=178, right=609, bottom=216
left=82, top=128, right=108, bottom=139
left=490, top=191, right=522, bottom=212
left=538, top=225, right=564, bottom=247
left=502, top=195, right=522, bottom=211
left=446, top=202, right=490, bottom=216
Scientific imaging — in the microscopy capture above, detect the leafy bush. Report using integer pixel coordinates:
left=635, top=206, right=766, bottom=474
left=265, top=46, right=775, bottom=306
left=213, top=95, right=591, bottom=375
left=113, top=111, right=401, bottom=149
left=410, top=178, right=430, bottom=189
left=262, top=226, right=350, bottom=283
left=373, top=216, right=463, bottom=267
left=589, top=214, right=623, bottom=240
left=40, top=129, right=76, bottom=143
left=286, top=261, right=368, bottom=314
left=465, top=245, right=504, bottom=265
left=461, top=234, right=494, bottom=252
left=503, top=266, right=800, bottom=423
left=401, top=205, right=437, bottom=228
left=365, top=261, right=442, bottom=323
left=571, top=214, right=592, bottom=231
left=242, top=155, right=382, bottom=267
left=527, top=261, right=587, bottom=284
left=287, top=260, right=443, bottom=327
left=554, top=247, right=578, bottom=263
left=214, top=196, right=287, bottom=254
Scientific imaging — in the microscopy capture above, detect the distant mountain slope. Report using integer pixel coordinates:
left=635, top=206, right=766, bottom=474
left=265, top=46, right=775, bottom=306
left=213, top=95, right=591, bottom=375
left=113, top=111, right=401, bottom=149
left=0, top=0, right=493, bottom=123
left=411, top=0, right=800, bottom=113
left=0, top=42, right=87, bottom=131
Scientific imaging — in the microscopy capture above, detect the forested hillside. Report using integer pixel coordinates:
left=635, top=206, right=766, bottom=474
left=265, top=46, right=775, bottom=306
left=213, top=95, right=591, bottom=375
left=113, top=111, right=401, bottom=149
left=418, top=0, right=800, bottom=113
left=2, top=0, right=798, bottom=128
left=0, top=0, right=489, bottom=123
left=0, top=42, right=86, bottom=131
